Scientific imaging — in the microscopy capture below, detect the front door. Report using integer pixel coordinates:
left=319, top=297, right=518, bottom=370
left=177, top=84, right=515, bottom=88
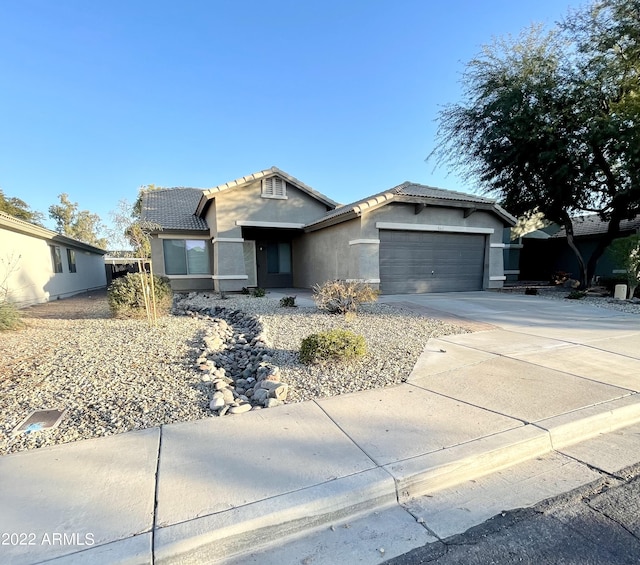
left=256, top=241, right=293, bottom=288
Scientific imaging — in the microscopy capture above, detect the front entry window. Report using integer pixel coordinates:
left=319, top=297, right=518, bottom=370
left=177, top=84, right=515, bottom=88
left=163, top=239, right=210, bottom=275
left=266, top=242, right=291, bottom=274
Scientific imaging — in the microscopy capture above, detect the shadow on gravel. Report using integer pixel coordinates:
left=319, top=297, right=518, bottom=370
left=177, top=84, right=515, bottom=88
left=20, top=289, right=112, bottom=320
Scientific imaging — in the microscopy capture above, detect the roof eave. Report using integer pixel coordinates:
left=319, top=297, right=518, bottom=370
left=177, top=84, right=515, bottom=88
left=0, top=212, right=107, bottom=254
left=197, top=167, right=339, bottom=217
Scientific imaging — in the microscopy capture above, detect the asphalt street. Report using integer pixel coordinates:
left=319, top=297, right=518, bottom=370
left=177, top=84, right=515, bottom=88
left=385, top=463, right=640, bottom=565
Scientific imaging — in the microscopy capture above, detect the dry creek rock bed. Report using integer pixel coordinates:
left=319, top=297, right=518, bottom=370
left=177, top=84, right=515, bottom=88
left=0, top=293, right=468, bottom=455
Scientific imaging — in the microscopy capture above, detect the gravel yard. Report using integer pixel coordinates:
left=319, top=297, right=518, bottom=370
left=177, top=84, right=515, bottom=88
left=0, top=291, right=468, bottom=455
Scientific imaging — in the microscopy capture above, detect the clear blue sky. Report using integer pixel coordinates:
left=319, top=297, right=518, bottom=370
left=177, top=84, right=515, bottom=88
left=1, top=0, right=580, bottom=238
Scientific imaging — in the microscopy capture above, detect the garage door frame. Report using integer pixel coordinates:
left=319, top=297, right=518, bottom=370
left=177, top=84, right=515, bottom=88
left=376, top=222, right=493, bottom=294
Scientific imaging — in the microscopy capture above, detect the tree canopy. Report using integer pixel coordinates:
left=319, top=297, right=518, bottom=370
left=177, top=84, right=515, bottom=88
left=107, top=185, right=163, bottom=257
left=0, top=189, right=43, bottom=225
left=48, top=193, right=108, bottom=249
left=431, top=0, right=639, bottom=285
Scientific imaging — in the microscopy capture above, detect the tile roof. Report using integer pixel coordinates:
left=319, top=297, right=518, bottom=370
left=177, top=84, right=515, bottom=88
left=304, top=181, right=515, bottom=228
left=393, top=182, right=496, bottom=203
left=141, top=188, right=209, bottom=231
left=551, top=214, right=640, bottom=238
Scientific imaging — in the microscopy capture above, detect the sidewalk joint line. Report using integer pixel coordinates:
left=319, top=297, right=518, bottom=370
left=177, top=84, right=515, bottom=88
left=313, top=400, right=381, bottom=469
left=151, top=424, right=163, bottom=565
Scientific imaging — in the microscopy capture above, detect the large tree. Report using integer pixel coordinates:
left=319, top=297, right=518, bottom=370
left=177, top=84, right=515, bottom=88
left=49, top=193, right=108, bottom=249
left=0, top=189, right=43, bottom=225
left=107, top=185, right=163, bottom=256
left=431, top=0, right=639, bottom=286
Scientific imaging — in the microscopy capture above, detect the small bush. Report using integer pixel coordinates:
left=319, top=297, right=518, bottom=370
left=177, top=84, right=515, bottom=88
left=551, top=271, right=571, bottom=285
left=279, top=295, right=296, bottom=307
left=251, top=287, right=266, bottom=298
left=312, top=280, right=378, bottom=315
left=0, top=301, right=24, bottom=331
left=241, top=287, right=251, bottom=295
left=108, top=273, right=173, bottom=318
left=299, top=329, right=367, bottom=364
left=566, top=290, right=587, bottom=300
left=524, top=287, right=539, bottom=296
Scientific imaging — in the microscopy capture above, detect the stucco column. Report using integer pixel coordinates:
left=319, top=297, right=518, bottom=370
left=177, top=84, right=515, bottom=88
left=212, top=237, right=249, bottom=291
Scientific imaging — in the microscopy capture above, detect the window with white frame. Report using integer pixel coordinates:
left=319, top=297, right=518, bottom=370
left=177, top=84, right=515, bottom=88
left=261, top=176, right=287, bottom=199
left=162, top=239, right=210, bottom=275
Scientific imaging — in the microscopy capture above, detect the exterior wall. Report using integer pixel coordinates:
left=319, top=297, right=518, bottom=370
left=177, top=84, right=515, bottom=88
left=213, top=181, right=330, bottom=236
left=293, top=220, right=361, bottom=288
left=363, top=203, right=507, bottom=289
left=210, top=181, right=331, bottom=291
left=1, top=227, right=106, bottom=307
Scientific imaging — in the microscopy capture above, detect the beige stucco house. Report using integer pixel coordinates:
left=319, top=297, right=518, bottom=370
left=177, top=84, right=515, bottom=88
left=142, top=167, right=516, bottom=294
left=0, top=212, right=107, bottom=307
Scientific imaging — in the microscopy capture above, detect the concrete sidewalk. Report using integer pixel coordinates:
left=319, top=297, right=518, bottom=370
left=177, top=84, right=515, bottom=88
left=1, top=292, right=639, bottom=564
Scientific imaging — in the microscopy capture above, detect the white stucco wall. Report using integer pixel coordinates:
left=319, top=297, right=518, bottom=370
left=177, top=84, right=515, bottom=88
left=1, top=227, right=107, bottom=307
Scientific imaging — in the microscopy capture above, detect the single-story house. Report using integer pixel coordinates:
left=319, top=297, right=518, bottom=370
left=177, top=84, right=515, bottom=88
left=0, top=211, right=107, bottom=307
left=141, top=167, right=516, bottom=294
left=519, top=214, right=640, bottom=282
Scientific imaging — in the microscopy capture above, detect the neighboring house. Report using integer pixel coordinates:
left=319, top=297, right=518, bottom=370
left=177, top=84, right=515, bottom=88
left=519, top=214, right=640, bottom=281
left=141, top=167, right=516, bottom=294
left=0, top=212, right=107, bottom=307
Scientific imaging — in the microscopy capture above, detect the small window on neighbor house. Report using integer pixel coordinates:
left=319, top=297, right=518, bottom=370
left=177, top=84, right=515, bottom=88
left=50, top=246, right=63, bottom=273
left=67, top=249, right=77, bottom=273
left=261, top=177, right=287, bottom=199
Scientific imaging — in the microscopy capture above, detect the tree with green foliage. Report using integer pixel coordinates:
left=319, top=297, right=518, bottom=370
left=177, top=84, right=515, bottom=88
left=608, top=234, right=640, bottom=298
left=107, top=185, right=163, bottom=257
left=48, top=193, right=108, bottom=249
left=0, top=189, right=43, bottom=225
left=431, top=0, right=639, bottom=286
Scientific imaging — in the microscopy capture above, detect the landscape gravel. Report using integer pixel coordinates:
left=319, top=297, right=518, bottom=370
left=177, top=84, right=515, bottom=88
left=0, top=293, right=468, bottom=455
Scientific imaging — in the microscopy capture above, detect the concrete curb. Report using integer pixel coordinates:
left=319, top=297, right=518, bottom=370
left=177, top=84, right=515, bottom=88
left=153, top=468, right=397, bottom=564
left=535, top=394, right=640, bottom=450
left=385, top=425, right=551, bottom=503
left=153, top=395, right=640, bottom=563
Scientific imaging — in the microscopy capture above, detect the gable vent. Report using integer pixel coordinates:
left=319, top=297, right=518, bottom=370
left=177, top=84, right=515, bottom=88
left=262, top=176, right=287, bottom=199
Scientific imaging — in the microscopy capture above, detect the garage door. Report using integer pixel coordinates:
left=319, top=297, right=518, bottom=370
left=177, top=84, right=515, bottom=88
left=379, top=230, right=486, bottom=294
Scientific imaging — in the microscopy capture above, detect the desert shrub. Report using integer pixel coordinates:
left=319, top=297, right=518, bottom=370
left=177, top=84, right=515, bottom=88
left=299, top=329, right=367, bottom=364
left=108, top=273, right=173, bottom=318
left=524, top=287, right=539, bottom=295
left=566, top=290, right=586, bottom=300
left=0, top=301, right=24, bottom=331
left=550, top=271, right=572, bottom=285
left=241, top=287, right=251, bottom=295
left=251, top=287, right=266, bottom=298
left=312, top=280, right=378, bottom=315
left=279, top=296, right=296, bottom=307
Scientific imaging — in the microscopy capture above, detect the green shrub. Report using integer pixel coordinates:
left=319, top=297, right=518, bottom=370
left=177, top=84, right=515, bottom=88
left=0, top=301, right=24, bottom=331
left=312, top=280, right=378, bottom=315
left=524, top=287, right=539, bottom=295
left=241, top=287, right=251, bottom=295
left=299, top=329, right=367, bottom=364
left=108, top=273, right=173, bottom=318
left=251, top=287, right=266, bottom=298
left=279, top=296, right=296, bottom=307
left=566, top=290, right=587, bottom=300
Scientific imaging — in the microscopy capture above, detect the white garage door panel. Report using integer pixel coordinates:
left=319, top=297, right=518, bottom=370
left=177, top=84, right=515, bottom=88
left=379, top=230, right=486, bottom=294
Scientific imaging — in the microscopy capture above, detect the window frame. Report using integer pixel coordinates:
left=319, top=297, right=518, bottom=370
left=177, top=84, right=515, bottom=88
left=50, top=246, right=63, bottom=273
left=162, top=239, right=210, bottom=275
left=66, top=248, right=77, bottom=273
